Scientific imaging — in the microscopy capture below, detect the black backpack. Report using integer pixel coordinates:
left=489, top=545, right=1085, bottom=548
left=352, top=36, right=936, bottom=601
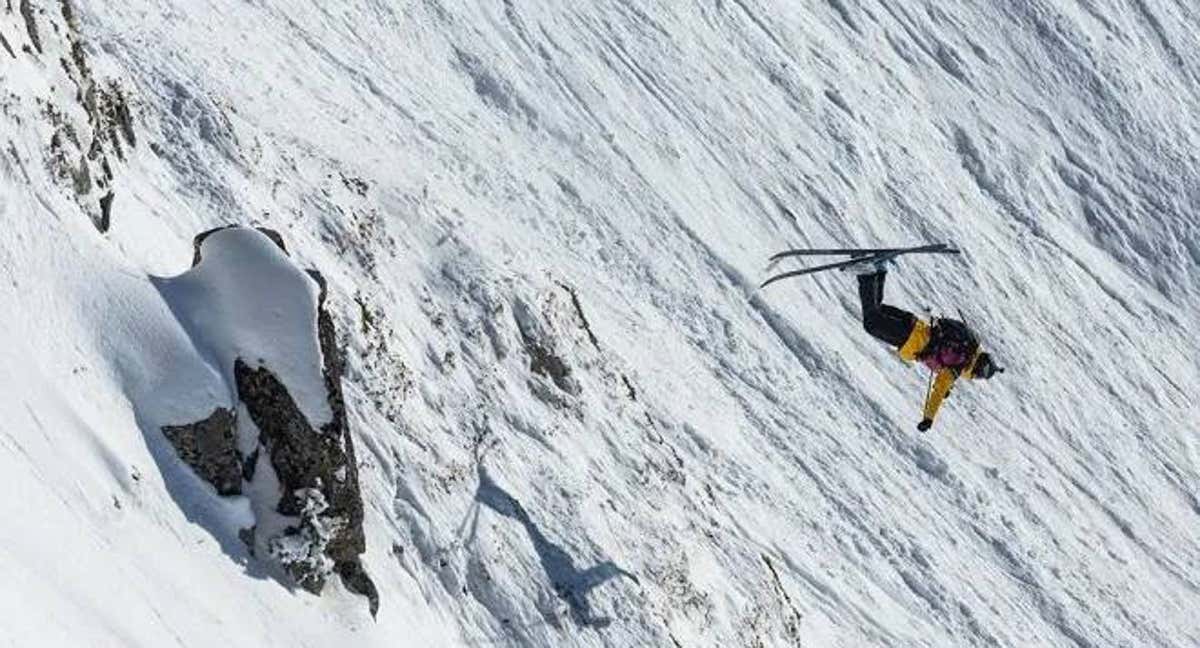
left=922, top=317, right=979, bottom=367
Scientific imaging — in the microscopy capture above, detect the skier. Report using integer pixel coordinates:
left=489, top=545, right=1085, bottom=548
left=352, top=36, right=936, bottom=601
left=855, top=264, right=1002, bottom=431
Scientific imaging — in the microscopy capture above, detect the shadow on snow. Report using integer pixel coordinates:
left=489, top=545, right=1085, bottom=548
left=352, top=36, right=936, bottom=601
left=464, top=463, right=637, bottom=628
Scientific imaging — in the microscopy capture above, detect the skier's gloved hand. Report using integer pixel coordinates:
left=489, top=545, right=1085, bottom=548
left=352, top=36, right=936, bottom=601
left=917, top=418, right=933, bottom=432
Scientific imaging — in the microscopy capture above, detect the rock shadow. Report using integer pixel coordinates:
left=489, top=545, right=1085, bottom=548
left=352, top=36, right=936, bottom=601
left=132, top=407, right=273, bottom=585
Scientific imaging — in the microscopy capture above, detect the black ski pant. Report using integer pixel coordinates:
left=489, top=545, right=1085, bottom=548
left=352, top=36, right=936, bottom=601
left=858, top=271, right=917, bottom=348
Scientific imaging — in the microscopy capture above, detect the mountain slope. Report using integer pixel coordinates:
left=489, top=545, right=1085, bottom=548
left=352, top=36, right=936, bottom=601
left=2, top=0, right=1198, bottom=646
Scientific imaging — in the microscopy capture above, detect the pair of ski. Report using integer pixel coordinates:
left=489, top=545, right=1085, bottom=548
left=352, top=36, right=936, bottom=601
left=761, top=243, right=961, bottom=289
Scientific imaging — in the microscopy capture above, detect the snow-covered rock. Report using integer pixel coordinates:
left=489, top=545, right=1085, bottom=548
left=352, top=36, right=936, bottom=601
left=152, top=225, right=376, bottom=613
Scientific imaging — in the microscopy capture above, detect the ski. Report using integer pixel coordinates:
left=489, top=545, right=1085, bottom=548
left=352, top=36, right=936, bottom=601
left=760, top=244, right=960, bottom=289
left=768, top=243, right=960, bottom=263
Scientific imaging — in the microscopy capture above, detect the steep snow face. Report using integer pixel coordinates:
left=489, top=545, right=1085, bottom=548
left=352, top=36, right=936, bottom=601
left=3, top=0, right=1200, bottom=647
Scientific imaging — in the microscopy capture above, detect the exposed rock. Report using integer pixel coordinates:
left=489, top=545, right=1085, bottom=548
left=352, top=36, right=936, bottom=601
left=235, top=357, right=375, bottom=609
left=235, top=360, right=334, bottom=515
left=558, top=282, right=600, bottom=350
left=512, top=297, right=579, bottom=396
left=238, top=525, right=257, bottom=556
left=97, top=191, right=113, bottom=233
left=526, top=338, right=572, bottom=390
left=305, top=267, right=368, bottom=567
left=28, top=1, right=135, bottom=229
left=96, top=81, right=136, bottom=151
left=60, top=0, right=79, bottom=31
left=71, top=153, right=91, bottom=196
left=160, top=408, right=241, bottom=496
left=0, top=32, right=14, bottom=59
left=338, top=560, right=381, bottom=618
left=19, top=0, right=41, bottom=55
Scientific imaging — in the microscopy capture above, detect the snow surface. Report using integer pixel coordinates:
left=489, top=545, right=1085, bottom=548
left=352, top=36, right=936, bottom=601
left=154, top=226, right=334, bottom=429
left=2, top=0, right=1199, bottom=646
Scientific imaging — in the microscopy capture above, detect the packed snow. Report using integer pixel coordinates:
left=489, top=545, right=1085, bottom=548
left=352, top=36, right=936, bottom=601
left=1, top=0, right=1198, bottom=647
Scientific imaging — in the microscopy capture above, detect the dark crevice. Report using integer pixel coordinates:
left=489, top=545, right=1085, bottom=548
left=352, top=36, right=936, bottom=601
left=0, top=30, right=15, bottom=58
left=762, top=554, right=804, bottom=642
left=557, top=282, right=600, bottom=350
left=19, top=0, right=40, bottom=54
left=620, top=374, right=638, bottom=402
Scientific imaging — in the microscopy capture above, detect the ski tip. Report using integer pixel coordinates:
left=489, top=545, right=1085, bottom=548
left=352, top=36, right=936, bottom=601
left=759, top=274, right=788, bottom=289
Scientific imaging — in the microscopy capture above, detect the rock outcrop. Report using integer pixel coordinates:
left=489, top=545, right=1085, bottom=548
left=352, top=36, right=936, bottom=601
left=159, top=226, right=377, bottom=616
left=14, top=0, right=137, bottom=232
left=160, top=408, right=241, bottom=496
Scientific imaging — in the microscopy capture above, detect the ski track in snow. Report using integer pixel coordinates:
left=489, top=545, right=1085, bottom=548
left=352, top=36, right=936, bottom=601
left=1, top=0, right=1198, bottom=646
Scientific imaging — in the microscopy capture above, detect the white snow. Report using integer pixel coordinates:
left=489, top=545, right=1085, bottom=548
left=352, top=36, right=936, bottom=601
left=154, top=226, right=333, bottom=429
left=1, top=0, right=1198, bottom=647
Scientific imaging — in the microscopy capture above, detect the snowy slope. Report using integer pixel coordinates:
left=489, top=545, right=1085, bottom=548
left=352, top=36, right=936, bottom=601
left=2, top=0, right=1199, bottom=646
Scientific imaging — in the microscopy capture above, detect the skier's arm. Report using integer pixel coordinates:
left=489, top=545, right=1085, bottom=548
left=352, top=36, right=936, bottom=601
left=919, top=369, right=957, bottom=429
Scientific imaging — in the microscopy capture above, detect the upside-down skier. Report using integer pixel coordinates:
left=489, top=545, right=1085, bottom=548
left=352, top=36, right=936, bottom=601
left=854, top=262, right=1002, bottom=431
left=761, top=243, right=1004, bottom=431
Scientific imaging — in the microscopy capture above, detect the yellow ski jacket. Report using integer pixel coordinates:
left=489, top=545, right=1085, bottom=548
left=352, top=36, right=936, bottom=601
left=897, top=319, right=986, bottom=424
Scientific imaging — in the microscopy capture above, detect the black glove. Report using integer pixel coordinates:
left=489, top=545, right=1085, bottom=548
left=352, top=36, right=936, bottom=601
left=917, top=418, right=933, bottom=432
